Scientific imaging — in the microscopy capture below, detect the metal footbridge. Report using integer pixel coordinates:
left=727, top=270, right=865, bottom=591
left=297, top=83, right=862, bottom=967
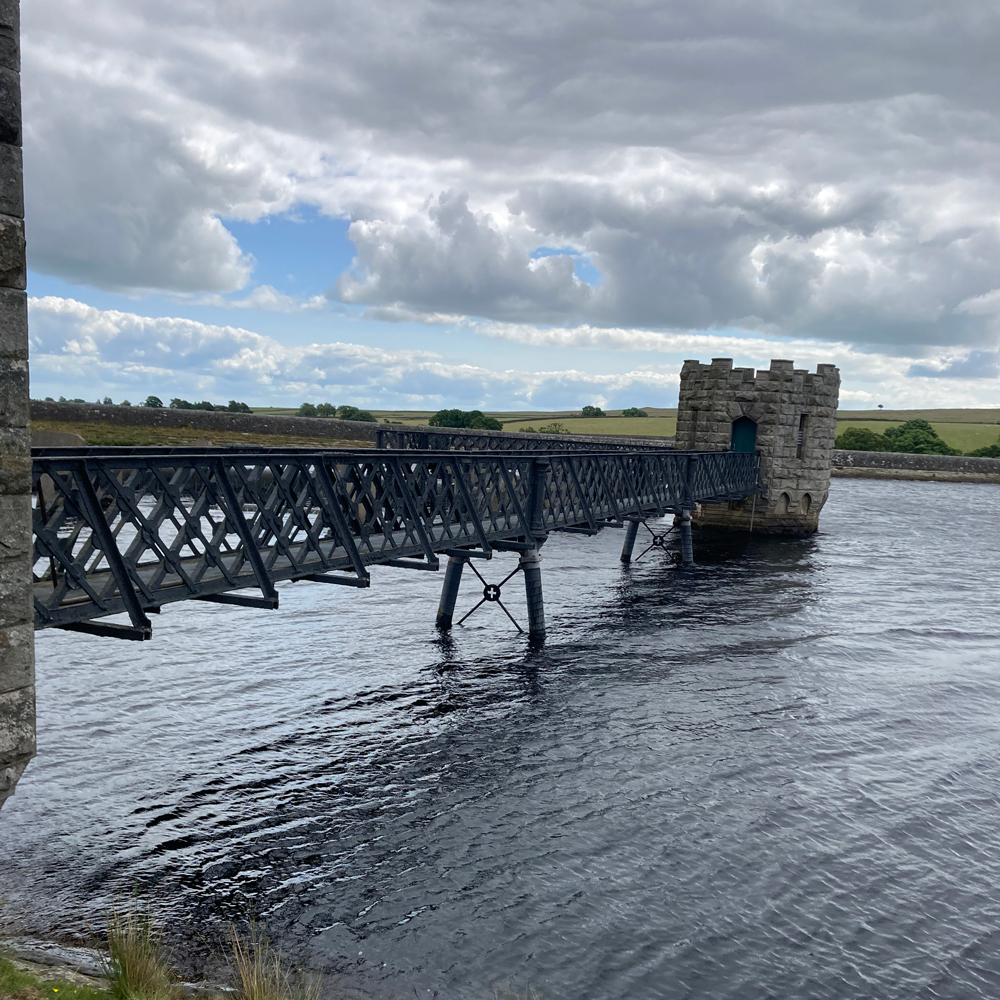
left=31, top=434, right=763, bottom=640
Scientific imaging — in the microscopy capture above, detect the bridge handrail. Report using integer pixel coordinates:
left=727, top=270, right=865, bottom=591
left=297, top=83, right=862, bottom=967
left=31, top=447, right=762, bottom=639
left=375, top=427, right=672, bottom=451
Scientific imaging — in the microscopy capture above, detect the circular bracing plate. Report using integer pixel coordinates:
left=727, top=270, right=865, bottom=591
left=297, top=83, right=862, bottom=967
left=483, top=583, right=502, bottom=602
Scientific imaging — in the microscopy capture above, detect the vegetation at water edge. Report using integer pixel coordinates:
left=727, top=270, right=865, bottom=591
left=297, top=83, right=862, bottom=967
left=0, top=955, right=112, bottom=1000
left=99, top=903, right=174, bottom=1000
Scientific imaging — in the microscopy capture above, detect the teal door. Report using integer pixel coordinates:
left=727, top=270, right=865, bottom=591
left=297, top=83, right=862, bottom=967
left=730, top=416, right=757, bottom=453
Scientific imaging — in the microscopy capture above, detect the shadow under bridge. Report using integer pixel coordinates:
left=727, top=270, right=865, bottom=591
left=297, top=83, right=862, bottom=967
left=30, top=446, right=763, bottom=641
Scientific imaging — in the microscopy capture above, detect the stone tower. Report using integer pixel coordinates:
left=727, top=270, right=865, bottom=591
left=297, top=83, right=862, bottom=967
left=675, top=358, right=840, bottom=534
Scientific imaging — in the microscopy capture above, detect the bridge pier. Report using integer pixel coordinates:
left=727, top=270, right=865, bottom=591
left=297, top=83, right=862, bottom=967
left=678, top=511, right=694, bottom=565
left=435, top=554, right=466, bottom=630
left=519, top=548, right=545, bottom=637
left=620, top=519, right=640, bottom=564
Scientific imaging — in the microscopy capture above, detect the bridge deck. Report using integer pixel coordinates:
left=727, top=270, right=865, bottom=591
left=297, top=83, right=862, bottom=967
left=31, top=446, right=762, bottom=639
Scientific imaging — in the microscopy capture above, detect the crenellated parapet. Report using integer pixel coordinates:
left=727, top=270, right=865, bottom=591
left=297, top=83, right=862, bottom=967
left=677, top=358, right=840, bottom=534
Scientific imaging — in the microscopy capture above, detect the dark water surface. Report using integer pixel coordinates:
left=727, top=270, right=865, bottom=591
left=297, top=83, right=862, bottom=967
left=3, top=479, right=1000, bottom=999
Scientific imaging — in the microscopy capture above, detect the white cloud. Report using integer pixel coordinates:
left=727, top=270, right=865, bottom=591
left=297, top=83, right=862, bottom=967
left=28, top=297, right=1000, bottom=411
left=18, top=0, right=1000, bottom=356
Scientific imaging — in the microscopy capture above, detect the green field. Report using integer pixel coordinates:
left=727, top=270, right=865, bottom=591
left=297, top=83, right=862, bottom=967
left=501, top=415, right=677, bottom=437
left=199, top=406, right=1000, bottom=453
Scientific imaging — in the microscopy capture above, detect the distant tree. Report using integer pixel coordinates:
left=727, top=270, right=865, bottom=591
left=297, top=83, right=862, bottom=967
left=226, top=400, right=252, bottom=413
left=170, top=398, right=216, bottom=411
left=838, top=420, right=961, bottom=455
left=581, top=405, right=605, bottom=418
left=835, top=427, right=887, bottom=451
left=43, top=396, right=54, bottom=401
left=967, top=437, right=1000, bottom=458
left=621, top=407, right=648, bottom=418
left=428, top=408, right=501, bottom=430
left=102, top=396, right=113, bottom=405
left=428, top=408, right=467, bottom=428
left=315, top=402, right=336, bottom=417
left=336, top=405, right=377, bottom=423
left=883, top=419, right=960, bottom=455
left=58, top=396, right=67, bottom=402
left=142, top=395, right=163, bottom=408
left=72, top=398, right=85, bottom=403
left=120, top=399, right=132, bottom=407
left=537, top=421, right=572, bottom=434
left=297, top=402, right=318, bottom=417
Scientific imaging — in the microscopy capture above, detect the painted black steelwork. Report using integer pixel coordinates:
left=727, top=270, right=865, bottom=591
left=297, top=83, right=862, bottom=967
left=376, top=428, right=668, bottom=452
left=31, top=446, right=762, bottom=638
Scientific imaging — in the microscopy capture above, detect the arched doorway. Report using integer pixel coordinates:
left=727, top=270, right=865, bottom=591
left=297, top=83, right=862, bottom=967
left=730, top=416, right=757, bottom=453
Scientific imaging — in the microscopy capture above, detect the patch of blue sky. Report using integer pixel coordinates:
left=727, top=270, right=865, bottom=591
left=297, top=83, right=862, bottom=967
left=530, top=246, right=602, bottom=287
left=222, top=205, right=357, bottom=299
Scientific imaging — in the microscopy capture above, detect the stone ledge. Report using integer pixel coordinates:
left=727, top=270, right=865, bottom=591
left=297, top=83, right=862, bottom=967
left=833, top=449, right=1000, bottom=476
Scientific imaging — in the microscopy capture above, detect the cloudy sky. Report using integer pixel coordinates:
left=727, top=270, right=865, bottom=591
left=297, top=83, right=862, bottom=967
left=23, top=0, right=1000, bottom=409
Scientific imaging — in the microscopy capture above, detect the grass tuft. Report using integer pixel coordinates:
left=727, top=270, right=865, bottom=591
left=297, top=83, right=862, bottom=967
left=99, top=905, right=174, bottom=1000
left=228, top=926, right=317, bottom=1000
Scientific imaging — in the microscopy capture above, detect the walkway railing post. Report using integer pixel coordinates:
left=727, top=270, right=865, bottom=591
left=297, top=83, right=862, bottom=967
left=620, top=518, right=640, bottom=563
left=435, top=555, right=465, bottom=630
left=521, top=458, right=550, bottom=637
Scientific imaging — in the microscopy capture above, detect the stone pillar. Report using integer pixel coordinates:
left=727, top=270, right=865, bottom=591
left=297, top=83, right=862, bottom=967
left=0, top=0, right=32, bottom=808
left=435, top=555, right=465, bottom=630
left=620, top=518, right=640, bottom=564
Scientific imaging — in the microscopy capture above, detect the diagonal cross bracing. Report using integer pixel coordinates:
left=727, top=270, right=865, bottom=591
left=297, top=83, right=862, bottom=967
left=31, top=446, right=762, bottom=636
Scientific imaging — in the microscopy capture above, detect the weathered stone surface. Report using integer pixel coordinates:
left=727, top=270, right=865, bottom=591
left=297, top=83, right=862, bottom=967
left=0, top=490, right=29, bottom=558
left=0, top=0, right=18, bottom=74
left=678, top=357, right=840, bottom=534
left=0, top=619, right=31, bottom=692
left=0, top=552, right=32, bottom=629
left=0, top=141, right=21, bottom=218
left=0, top=424, right=29, bottom=494
left=0, top=0, right=31, bottom=810
left=833, top=449, right=1000, bottom=474
left=0, top=66, right=17, bottom=146
left=0, top=755, right=29, bottom=804
left=0, top=286, right=26, bottom=357
left=0, top=685, right=35, bottom=761
left=0, top=211, right=24, bottom=287
left=0, top=355, right=27, bottom=423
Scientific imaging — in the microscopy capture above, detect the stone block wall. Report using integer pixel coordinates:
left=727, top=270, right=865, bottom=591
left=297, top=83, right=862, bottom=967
left=677, top=358, right=840, bottom=534
left=0, top=0, right=33, bottom=808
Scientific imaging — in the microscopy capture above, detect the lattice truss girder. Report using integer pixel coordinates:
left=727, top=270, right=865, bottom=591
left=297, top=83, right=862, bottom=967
left=31, top=448, right=762, bottom=634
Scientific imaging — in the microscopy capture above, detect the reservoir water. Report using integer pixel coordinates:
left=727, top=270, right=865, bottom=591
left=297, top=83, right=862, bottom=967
left=3, top=478, right=1000, bottom=999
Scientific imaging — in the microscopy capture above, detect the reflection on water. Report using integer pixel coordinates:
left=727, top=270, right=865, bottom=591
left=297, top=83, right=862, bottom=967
left=3, top=479, right=1000, bottom=999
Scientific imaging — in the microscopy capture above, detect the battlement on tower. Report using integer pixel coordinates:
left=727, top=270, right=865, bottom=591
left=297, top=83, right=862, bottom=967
left=676, top=358, right=841, bottom=534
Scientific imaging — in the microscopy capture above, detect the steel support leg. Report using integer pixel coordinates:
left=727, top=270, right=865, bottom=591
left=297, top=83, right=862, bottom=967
left=520, top=548, right=545, bottom=637
left=678, top=510, right=694, bottom=566
left=436, top=555, right=465, bottom=630
left=620, top=518, right=640, bottom=563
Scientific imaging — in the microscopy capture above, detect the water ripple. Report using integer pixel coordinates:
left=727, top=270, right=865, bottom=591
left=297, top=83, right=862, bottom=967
left=2, top=479, right=1000, bottom=998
